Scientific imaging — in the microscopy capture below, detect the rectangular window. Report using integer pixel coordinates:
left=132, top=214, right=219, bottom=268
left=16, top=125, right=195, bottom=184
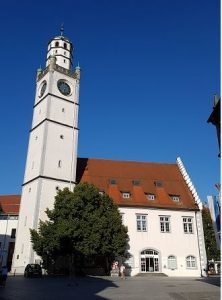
left=170, top=194, right=180, bottom=202
left=186, top=256, right=196, bottom=268
left=122, top=192, right=130, bottom=199
left=183, top=217, right=193, bottom=233
left=132, top=180, right=140, bottom=186
left=136, top=215, right=147, bottom=232
left=160, top=216, right=170, bottom=233
left=146, top=193, right=155, bottom=200
left=11, top=228, right=16, bottom=238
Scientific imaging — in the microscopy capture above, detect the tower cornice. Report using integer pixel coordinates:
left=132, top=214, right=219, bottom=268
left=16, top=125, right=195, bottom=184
left=37, top=64, right=78, bottom=82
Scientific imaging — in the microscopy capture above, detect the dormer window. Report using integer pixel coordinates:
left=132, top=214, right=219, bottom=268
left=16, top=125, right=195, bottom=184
left=132, top=180, right=140, bottom=186
left=109, top=179, right=117, bottom=185
left=122, top=192, right=130, bottom=199
left=170, top=195, right=180, bottom=202
left=146, top=193, right=155, bottom=200
left=154, top=180, right=163, bottom=187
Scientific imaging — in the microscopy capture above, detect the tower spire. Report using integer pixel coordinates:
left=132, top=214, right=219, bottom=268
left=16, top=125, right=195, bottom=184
left=60, top=23, right=64, bottom=36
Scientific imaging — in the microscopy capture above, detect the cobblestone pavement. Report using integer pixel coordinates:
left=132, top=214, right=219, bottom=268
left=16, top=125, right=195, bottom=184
left=0, top=275, right=220, bottom=300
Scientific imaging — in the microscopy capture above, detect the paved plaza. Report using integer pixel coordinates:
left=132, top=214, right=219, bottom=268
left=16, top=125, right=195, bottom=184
left=0, top=275, right=220, bottom=300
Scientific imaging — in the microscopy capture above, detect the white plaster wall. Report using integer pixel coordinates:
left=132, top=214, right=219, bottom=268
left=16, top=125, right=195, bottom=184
left=42, top=122, right=76, bottom=181
left=23, top=125, right=45, bottom=182
left=12, top=181, right=39, bottom=272
left=37, top=178, right=75, bottom=223
left=120, top=207, right=202, bottom=277
left=32, top=98, right=48, bottom=128
left=49, top=98, right=77, bottom=127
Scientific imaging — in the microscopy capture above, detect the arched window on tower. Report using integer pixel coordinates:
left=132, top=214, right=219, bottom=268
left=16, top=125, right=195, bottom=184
left=64, top=43, right=67, bottom=49
left=55, top=41, right=59, bottom=47
left=58, top=160, right=62, bottom=168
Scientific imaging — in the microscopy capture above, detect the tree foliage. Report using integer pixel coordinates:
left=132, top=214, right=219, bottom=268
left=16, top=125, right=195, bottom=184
left=202, top=206, right=220, bottom=261
left=30, top=183, right=128, bottom=269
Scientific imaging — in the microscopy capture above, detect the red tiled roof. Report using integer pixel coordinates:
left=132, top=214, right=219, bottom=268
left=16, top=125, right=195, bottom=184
left=0, top=195, right=21, bottom=214
left=76, top=158, right=199, bottom=210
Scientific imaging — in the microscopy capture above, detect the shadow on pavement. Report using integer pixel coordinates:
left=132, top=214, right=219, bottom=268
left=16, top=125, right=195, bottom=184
left=0, top=275, right=118, bottom=300
left=195, top=276, right=221, bottom=287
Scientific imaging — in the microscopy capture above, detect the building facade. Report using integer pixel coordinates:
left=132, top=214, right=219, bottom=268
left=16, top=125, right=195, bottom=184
left=0, top=195, right=20, bottom=271
left=76, top=157, right=207, bottom=277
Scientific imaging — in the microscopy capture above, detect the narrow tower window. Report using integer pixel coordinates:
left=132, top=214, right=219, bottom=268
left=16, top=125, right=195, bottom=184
left=62, top=108, right=65, bottom=112
left=55, top=41, right=59, bottom=47
left=64, top=43, right=67, bottom=49
left=58, top=160, right=62, bottom=168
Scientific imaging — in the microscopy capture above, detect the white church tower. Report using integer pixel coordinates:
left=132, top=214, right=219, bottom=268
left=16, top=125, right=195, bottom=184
left=12, top=28, right=80, bottom=273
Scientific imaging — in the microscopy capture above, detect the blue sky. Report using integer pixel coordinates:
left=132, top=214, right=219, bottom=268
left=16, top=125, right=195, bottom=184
left=0, top=0, right=220, bottom=203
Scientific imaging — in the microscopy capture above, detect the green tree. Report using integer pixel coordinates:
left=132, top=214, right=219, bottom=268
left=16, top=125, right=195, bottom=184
left=202, top=206, right=220, bottom=261
left=30, top=183, right=128, bottom=274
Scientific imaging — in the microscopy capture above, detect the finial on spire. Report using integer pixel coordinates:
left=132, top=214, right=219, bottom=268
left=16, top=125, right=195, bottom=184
left=60, top=23, right=64, bottom=36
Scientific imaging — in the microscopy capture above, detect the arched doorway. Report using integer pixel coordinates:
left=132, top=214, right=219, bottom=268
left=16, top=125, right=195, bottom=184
left=140, top=249, right=159, bottom=272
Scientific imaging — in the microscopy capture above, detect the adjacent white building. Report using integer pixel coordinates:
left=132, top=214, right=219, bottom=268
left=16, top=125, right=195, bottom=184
left=76, top=157, right=207, bottom=277
left=0, top=195, right=20, bottom=270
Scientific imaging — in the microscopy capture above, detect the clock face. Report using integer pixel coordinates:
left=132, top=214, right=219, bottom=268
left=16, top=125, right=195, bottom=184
left=57, top=80, right=71, bottom=96
left=39, top=81, right=47, bottom=98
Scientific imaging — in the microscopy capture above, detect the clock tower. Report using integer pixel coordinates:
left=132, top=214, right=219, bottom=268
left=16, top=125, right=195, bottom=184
left=12, top=30, right=80, bottom=273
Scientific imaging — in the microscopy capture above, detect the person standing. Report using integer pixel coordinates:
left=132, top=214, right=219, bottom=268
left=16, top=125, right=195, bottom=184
left=120, top=264, right=125, bottom=279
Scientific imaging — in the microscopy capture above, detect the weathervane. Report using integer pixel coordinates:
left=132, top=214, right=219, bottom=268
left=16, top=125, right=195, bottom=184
left=60, top=23, right=64, bottom=36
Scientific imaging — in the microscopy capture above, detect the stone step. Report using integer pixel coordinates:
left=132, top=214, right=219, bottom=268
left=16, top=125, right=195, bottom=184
left=136, top=273, right=168, bottom=277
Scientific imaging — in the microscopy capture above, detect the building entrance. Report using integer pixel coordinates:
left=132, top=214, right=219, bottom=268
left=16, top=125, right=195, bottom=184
left=140, top=249, right=159, bottom=272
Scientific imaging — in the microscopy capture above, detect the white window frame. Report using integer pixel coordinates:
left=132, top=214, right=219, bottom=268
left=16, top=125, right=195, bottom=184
left=146, top=193, right=155, bottom=200
left=186, top=255, right=196, bottom=269
left=172, top=195, right=180, bottom=202
left=136, top=214, right=147, bottom=232
left=122, top=192, right=130, bottom=199
left=183, top=217, right=193, bottom=234
left=168, top=255, right=177, bottom=269
left=160, top=216, right=170, bottom=233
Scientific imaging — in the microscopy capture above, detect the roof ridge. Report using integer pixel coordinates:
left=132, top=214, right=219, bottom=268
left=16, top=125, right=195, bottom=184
left=77, top=157, right=177, bottom=165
